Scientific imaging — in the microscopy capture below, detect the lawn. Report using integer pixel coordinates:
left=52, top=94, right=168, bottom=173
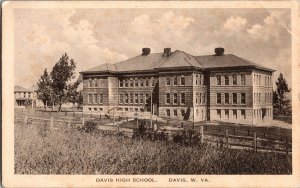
left=15, top=122, right=292, bottom=175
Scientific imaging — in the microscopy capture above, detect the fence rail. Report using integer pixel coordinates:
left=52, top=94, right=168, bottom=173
left=14, top=110, right=292, bottom=155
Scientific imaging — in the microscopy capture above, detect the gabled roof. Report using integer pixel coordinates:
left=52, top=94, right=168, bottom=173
left=14, top=86, right=30, bottom=92
left=195, top=54, right=274, bottom=71
left=82, top=50, right=275, bottom=74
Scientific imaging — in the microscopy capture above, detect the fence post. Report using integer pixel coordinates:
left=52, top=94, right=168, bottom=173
left=68, top=116, right=71, bottom=129
left=24, top=115, right=28, bottom=124
left=254, top=132, right=257, bottom=153
left=225, top=130, right=229, bottom=148
left=82, top=117, right=85, bottom=128
left=200, top=126, right=204, bottom=144
left=50, top=117, right=54, bottom=128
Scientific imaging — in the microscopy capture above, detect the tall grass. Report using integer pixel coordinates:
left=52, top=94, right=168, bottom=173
left=15, top=123, right=292, bottom=174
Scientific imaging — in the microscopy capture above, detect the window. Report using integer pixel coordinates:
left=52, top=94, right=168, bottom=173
left=217, top=93, right=221, bottom=104
left=119, top=94, right=123, bottom=104
left=232, top=74, right=237, bottom=85
left=166, top=109, right=170, bottom=116
left=225, top=110, right=229, bottom=119
left=130, top=94, right=134, bottom=104
left=140, top=79, right=144, bottom=87
left=265, top=93, right=267, bottom=103
left=88, top=94, right=92, bottom=104
left=99, top=94, right=103, bottom=104
left=265, top=76, right=267, bottom=86
left=232, top=93, right=237, bottom=104
left=94, top=79, right=98, bottom=87
left=196, top=93, right=199, bottom=104
left=130, top=79, right=134, bottom=87
left=166, top=93, right=170, bottom=104
left=173, top=93, right=178, bottom=104
left=241, top=74, right=245, bottom=85
left=145, top=94, right=149, bottom=104
left=259, top=93, right=261, bottom=103
left=88, top=79, right=92, bottom=87
left=181, top=109, right=185, bottom=116
left=225, top=93, right=229, bottom=104
left=94, top=108, right=97, bottom=111
left=241, top=110, right=246, bottom=119
left=119, top=80, right=123, bottom=87
left=217, top=109, right=221, bottom=119
left=173, top=76, right=177, bottom=85
left=166, top=76, right=170, bottom=86
left=140, top=94, right=144, bottom=104
left=259, top=75, right=261, bottom=85
left=151, top=77, right=155, bottom=87
left=199, top=93, right=202, bottom=104
left=180, top=76, right=185, bottom=86
left=200, top=75, right=203, bottom=85
left=125, top=108, right=128, bottom=111
left=125, top=79, right=129, bottom=87
left=180, top=93, right=185, bottom=104
left=94, top=94, right=98, bottom=104
left=135, top=94, right=139, bottom=104
left=135, top=78, right=138, bottom=87
left=233, top=110, right=237, bottom=119
left=145, top=78, right=149, bottom=87
left=216, top=75, right=221, bottom=85
left=174, top=109, right=178, bottom=116
left=203, top=93, right=206, bottom=104
left=241, top=93, right=246, bottom=104
left=125, top=94, right=129, bottom=104
left=99, top=108, right=103, bottom=111
left=224, top=75, right=229, bottom=85
left=196, top=74, right=199, bottom=85
left=88, top=108, right=91, bottom=111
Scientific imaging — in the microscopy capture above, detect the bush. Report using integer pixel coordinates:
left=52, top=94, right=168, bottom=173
left=81, top=121, right=97, bottom=133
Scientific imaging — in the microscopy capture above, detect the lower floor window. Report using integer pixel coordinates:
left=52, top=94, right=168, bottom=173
left=241, top=109, right=245, bottom=119
left=174, top=109, right=178, bottom=116
left=217, top=109, right=221, bottom=119
left=166, top=109, right=170, bottom=116
left=181, top=109, right=185, bottom=116
left=225, top=110, right=229, bottom=119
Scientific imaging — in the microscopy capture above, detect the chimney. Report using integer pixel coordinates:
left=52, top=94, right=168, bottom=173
left=162, top=48, right=171, bottom=57
left=215, top=47, right=224, bottom=56
left=142, top=48, right=151, bottom=55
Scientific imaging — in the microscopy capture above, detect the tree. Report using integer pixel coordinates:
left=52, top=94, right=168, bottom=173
left=274, top=73, right=291, bottom=114
left=37, top=69, right=52, bottom=110
left=50, top=53, right=76, bottom=111
left=66, top=81, right=82, bottom=110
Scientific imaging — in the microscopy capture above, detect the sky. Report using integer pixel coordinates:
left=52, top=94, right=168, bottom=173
left=14, top=8, right=291, bottom=89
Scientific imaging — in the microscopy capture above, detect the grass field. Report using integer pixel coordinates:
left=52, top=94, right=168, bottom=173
left=15, top=122, right=292, bottom=174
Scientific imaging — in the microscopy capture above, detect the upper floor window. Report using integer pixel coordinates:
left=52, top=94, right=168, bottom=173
left=173, top=76, right=178, bottom=86
left=180, top=76, right=185, bottom=86
left=88, top=94, right=92, bottom=104
left=135, top=94, right=139, bottom=104
left=241, top=93, right=246, bottom=104
left=119, top=80, right=123, bottom=87
left=241, top=74, right=245, bottom=85
left=173, top=93, right=178, bottom=104
left=125, top=79, right=129, bottom=87
left=130, top=94, right=134, bottom=104
left=224, top=75, right=229, bottom=85
left=119, top=94, right=123, bottom=104
left=195, top=75, right=199, bottom=85
left=232, top=74, right=237, bottom=85
left=166, top=93, right=170, bottom=104
left=181, top=93, right=186, bottom=104
left=135, top=78, right=138, bottom=87
left=225, top=93, right=229, bottom=104
left=200, top=93, right=202, bottom=104
left=217, top=93, right=221, bottom=104
left=125, top=94, right=129, bottom=104
left=140, top=94, right=144, bottom=104
left=94, top=79, right=98, bottom=87
left=130, top=79, right=134, bottom=87
left=166, top=76, right=170, bottom=86
left=200, top=75, right=203, bottom=85
left=216, top=75, right=221, bottom=86
left=88, top=79, right=92, bottom=87
left=145, top=78, right=149, bottom=87
left=140, top=79, right=144, bottom=87
left=196, top=93, right=199, bottom=104
left=259, top=75, right=261, bottom=85
left=151, top=77, right=155, bottom=87
left=232, top=93, right=237, bottom=104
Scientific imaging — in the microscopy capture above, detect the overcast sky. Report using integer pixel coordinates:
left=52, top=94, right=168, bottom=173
left=14, top=8, right=291, bottom=88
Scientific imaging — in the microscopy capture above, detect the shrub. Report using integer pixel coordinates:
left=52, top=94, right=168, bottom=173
left=81, top=121, right=97, bottom=133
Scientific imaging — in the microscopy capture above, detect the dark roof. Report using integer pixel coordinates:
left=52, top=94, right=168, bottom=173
left=14, top=86, right=30, bottom=92
left=82, top=50, right=275, bottom=74
left=195, top=54, right=274, bottom=71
